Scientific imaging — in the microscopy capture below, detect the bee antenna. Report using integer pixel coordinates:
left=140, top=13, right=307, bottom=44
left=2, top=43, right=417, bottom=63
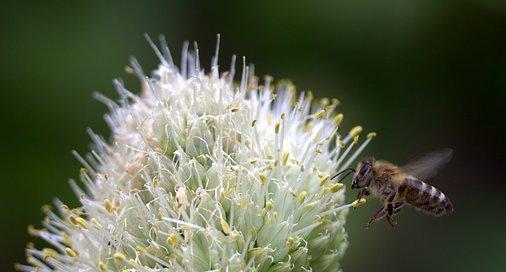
left=331, top=168, right=355, bottom=180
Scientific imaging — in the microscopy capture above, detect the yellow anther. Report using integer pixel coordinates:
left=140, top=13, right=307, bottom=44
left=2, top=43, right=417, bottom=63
left=274, top=121, right=280, bottom=134
left=298, top=191, right=307, bottom=203
left=320, top=98, right=330, bottom=106
left=328, top=183, right=344, bottom=193
left=333, top=113, right=344, bottom=126
left=282, top=152, right=289, bottom=166
left=220, top=219, right=231, bottom=235
left=265, top=200, right=274, bottom=211
left=251, top=119, right=257, bottom=127
left=60, top=204, right=70, bottom=211
left=129, top=259, right=140, bottom=268
left=65, top=247, right=77, bottom=257
left=259, top=173, right=267, bottom=185
left=104, top=199, right=113, bottom=213
left=230, top=106, right=239, bottom=112
left=307, top=90, right=314, bottom=100
left=26, top=257, right=38, bottom=266
left=285, top=236, right=296, bottom=247
left=75, top=217, right=88, bottom=229
left=27, top=225, right=39, bottom=236
left=166, top=233, right=178, bottom=247
left=338, top=139, right=345, bottom=148
left=26, top=242, right=34, bottom=249
left=349, top=126, right=363, bottom=138
left=281, top=113, right=287, bottom=120
left=353, top=135, right=360, bottom=144
left=61, top=231, right=72, bottom=245
left=98, top=261, right=108, bottom=271
left=289, top=187, right=297, bottom=197
left=319, top=174, right=330, bottom=186
left=240, top=196, right=249, bottom=208
left=271, top=212, right=278, bottom=220
left=91, top=218, right=102, bottom=229
left=113, top=252, right=126, bottom=262
left=42, top=248, right=58, bottom=260
left=352, top=198, right=367, bottom=208
left=367, top=132, right=377, bottom=139
left=332, top=98, right=341, bottom=106
left=304, top=122, right=313, bottom=132
left=41, top=204, right=51, bottom=212
left=313, top=109, right=326, bottom=119
left=124, top=66, right=135, bottom=75
left=69, top=215, right=78, bottom=225
left=247, top=226, right=256, bottom=236
left=136, top=246, right=147, bottom=254
left=248, top=159, right=258, bottom=164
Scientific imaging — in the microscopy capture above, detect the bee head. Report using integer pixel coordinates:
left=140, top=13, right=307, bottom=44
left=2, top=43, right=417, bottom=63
left=351, top=157, right=374, bottom=189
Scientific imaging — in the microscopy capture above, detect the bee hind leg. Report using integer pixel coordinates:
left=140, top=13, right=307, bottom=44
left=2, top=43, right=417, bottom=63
left=367, top=208, right=386, bottom=229
left=385, top=202, right=405, bottom=228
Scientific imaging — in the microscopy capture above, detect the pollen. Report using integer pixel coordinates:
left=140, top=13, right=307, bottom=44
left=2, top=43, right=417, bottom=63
left=352, top=198, right=367, bottom=208
left=298, top=191, right=308, bottom=203
left=265, top=200, right=274, bottom=210
left=65, top=248, right=78, bottom=257
left=367, top=132, right=377, bottom=139
left=104, top=199, right=114, bottom=213
left=282, top=152, right=290, bottom=165
left=349, top=126, right=363, bottom=138
left=333, top=113, right=344, bottom=126
left=326, top=183, right=344, bottom=193
left=166, top=233, right=178, bottom=247
left=353, top=135, right=360, bottom=144
left=220, top=219, right=231, bottom=235
left=42, top=248, right=59, bottom=260
left=285, top=236, right=296, bottom=247
left=113, top=252, right=126, bottom=262
left=98, top=261, right=108, bottom=272
left=258, top=172, right=267, bottom=185
left=313, top=109, right=326, bottom=119
left=91, top=218, right=102, bottom=229
left=319, top=174, right=330, bottom=186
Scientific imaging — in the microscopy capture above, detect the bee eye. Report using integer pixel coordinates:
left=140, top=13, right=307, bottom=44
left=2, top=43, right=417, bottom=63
left=360, top=164, right=370, bottom=175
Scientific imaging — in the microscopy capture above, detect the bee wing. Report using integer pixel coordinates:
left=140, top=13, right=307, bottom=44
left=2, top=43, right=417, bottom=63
left=401, top=148, right=453, bottom=180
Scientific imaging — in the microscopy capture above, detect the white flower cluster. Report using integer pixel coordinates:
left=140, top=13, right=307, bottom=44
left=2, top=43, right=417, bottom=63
left=19, top=35, right=374, bottom=272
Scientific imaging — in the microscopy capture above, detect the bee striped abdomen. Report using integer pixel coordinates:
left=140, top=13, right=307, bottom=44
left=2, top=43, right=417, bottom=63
left=399, top=178, right=453, bottom=216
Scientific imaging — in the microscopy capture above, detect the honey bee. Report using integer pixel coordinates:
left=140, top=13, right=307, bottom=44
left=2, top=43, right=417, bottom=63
left=348, top=148, right=454, bottom=228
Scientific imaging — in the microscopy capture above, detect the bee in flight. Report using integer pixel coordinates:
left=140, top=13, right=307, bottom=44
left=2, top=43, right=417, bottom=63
left=335, top=148, right=454, bottom=228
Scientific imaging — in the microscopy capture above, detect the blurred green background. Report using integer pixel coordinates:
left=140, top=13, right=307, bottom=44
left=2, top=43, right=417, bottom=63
left=1, top=0, right=505, bottom=271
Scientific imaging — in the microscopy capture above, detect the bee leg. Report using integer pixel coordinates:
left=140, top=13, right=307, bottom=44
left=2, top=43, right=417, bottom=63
left=357, top=188, right=370, bottom=200
left=393, top=202, right=405, bottom=214
left=367, top=208, right=386, bottom=229
left=385, top=203, right=398, bottom=228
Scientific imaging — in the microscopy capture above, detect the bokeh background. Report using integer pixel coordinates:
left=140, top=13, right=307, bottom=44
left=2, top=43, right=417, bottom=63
left=1, top=1, right=505, bottom=271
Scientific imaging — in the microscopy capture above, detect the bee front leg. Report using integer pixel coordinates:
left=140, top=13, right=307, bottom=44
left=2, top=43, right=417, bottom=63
left=357, top=188, right=370, bottom=200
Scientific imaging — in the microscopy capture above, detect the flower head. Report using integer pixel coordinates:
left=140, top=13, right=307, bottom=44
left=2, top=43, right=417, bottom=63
left=19, top=35, right=374, bottom=272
